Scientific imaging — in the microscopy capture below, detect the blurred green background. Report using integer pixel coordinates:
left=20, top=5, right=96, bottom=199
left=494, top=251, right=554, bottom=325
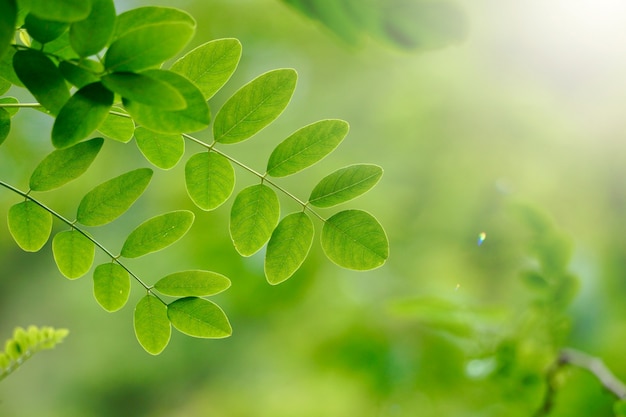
left=2, top=0, right=626, bottom=415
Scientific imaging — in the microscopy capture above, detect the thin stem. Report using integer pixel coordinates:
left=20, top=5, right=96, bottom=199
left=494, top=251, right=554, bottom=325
left=0, top=103, right=42, bottom=108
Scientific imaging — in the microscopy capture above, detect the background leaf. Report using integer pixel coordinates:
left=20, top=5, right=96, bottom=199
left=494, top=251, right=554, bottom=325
left=52, top=230, right=95, bottom=279
left=120, top=210, right=194, bottom=258
left=134, top=127, right=184, bottom=170
left=185, top=151, right=235, bottom=211
left=27, top=0, right=91, bottom=23
left=134, top=294, right=170, bottom=355
left=167, top=297, right=232, bottom=338
left=69, top=0, right=116, bottom=57
left=0, top=108, right=9, bottom=146
left=112, top=6, right=195, bottom=40
left=265, top=212, right=314, bottom=285
left=97, top=106, right=134, bottom=142
left=93, top=263, right=130, bottom=312
left=102, top=71, right=187, bottom=110
left=309, top=164, right=383, bottom=208
left=154, top=270, right=231, bottom=297
left=230, top=184, right=280, bottom=256
left=0, top=0, right=16, bottom=61
left=7, top=200, right=53, bottom=252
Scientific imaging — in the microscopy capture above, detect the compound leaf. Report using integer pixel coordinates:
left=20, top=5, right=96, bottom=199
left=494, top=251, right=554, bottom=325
left=309, top=164, right=383, bottom=208
left=0, top=108, right=9, bottom=146
left=265, top=212, right=314, bottom=285
left=28, top=0, right=91, bottom=23
left=7, top=200, right=52, bottom=252
left=154, top=270, right=231, bottom=297
left=321, top=209, right=388, bottom=270
left=93, top=263, right=130, bottom=312
left=134, top=127, right=184, bottom=170
left=52, top=230, right=95, bottom=279
left=120, top=210, right=194, bottom=258
left=134, top=294, right=170, bottom=355
left=69, top=0, right=116, bottom=57
left=102, top=71, right=186, bottom=110
left=76, top=168, right=153, bottom=226
left=24, top=14, right=69, bottom=44
left=185, top=151, right=234, bottom=211
left=0, top=0, right=16, bottom=61
left=167, top=297, right=231, bottom=339
left=98, top=106, right=134, bottom=143
left=230, top=184, right=280, bottom=256
left=214, top=68, right=297, bottom=144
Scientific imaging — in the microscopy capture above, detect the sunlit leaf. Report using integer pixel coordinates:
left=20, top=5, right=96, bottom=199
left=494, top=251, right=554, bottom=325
left=28, top=0, right=91, bottom=23
left=69, top=0, right=116, bottom=57
left=154, top=270, right=231, bottom=297
left=214, top=69, right=297, bottom=144
left=52, top=229, right=95, bottom=279
left=170, top=38, right=242, bottom=100
left=120, top=210, right=194, bottom=258
left=24, top=13, right=69, bottom=44
left=31, top=32, right=78, bottom=61
left=97, top=106, right=134, bottom=143
left=167, top=297, right=231, bottom=338
left=0, top=108, right=9, bottom=146
left=7, top=200, right=52, bottom=252
left=265, top=212, right=314, bottom=285
left=59, top=60, right=102, bottom=88
left=230, top=184, right=280, bottom=256
left=0, top=48, right=23, bottom=87
left=321, top=209, right=388, bottom=270
left=112, top=6, right=195, bottom=40
left=93, top=263, right=130, bottom=312
left=30, top=137, right=104, bottom=191
left=267, top=119, right=349, bottom=177
left=0, top=77, right=10, bottom=95
left=134, top=294, right=170, bottom=355
left=185, top=151, right=234, bottom=211
left=134, top=127, right=184, bottom=170
left=309, top=164, right=383, bottom=208
left=0, top=0, right=16, bottom=61
left=102, top=71, right=187, bottom=110
left=76, top=168, right=153, bottom=226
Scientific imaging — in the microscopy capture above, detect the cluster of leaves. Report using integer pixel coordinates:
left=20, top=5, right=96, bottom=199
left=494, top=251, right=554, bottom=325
left=0, top=0, right=388, bottom=354
left=0, top=325, right=69, bottom=381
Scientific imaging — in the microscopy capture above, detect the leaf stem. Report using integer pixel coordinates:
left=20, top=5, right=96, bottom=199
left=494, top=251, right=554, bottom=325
left=0, top=103, right=42, bottom=108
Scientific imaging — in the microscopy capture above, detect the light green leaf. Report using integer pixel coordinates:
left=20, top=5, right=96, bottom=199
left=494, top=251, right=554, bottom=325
left=185, top=151, right=234, bottom=211
left=102, top=71, right=186, bottom=110
left=321, top=209, right=388, bottom=270
left=24, top=13, right=69, bottom=43
left=51, top=82, right=114, bottom=148
left=0, top=97, right=18, bottom=116
left=170, top=38, right=242, bottom=100
left=267, top=119, right=349, bottom=177
left=134, top=127, right=184, bottom=170
left=59, top=59, right=102, bottom=88
left=12, top=49, right=70, bottom=115
left=76, top=168, right=153, bottom=226
left=0, top=77, right=10, bottom=95
left=7, top=200, right=53, bottom=252
left=120, top=210, right=194, bottom=258
left=93, top=263, right=130, bottom=312
left=309, top=164, right=383, bottom=208
left=265, top=212, right=314, bottom=285
left=167, top=297, right=231, bottom=339
left=28, top=0, right=91, bottom=23
left=0, top=0, right=16, bottom=61
left=0, top=108, right=9, bottom=146
left=97, top=106, right=134, bottom=142
left=52, top=229, right=95, bottom=279
left=69, top=0, right=115, bottom=57
left=30, top=137, right=104, bottom=191
left=214, top=69, right=297, bottom=144
left=124, top=69, right=210, bottom=134
left=230, top=184, right=280, bottom=256
left=154, top=270, right=231, bottom=297
left=31, top=32, right=78, bottom=61
left=0, top=48, right=23, bottom=87
left=112, top=6, right=195, bottom=40
left=134, top=294, right=170, bottom=355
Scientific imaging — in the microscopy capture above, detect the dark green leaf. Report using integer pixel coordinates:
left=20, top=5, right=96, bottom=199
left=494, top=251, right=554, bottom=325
left=0, top=48, right=23, bottom=87
left=7, top=200, right=53, bottom=252
left=134, top=126, right=184, bottom=170
left=185, top=151, right=235, bottom=211
left=309, top=164, right=383, bottom=208
left=167, top=297, right=231, bottom=338
left=31, top=32, right=78, bottom=60
left=214, top=69, right=297, bottom=144
left=102, top=71, right=186, bottom=110
left=134, top=294, right=170, bottom=355
left=120, top=210, right=194, bottom=258
left=69, top=0, right=115, bottom=57
left=93, top=263, right=130, bottom=312
left=0, top=108, right=9, bottom=146
left=59, top=59, right=102, bottom=88
left=52, top=230, right=94, bottom=279
left=230, top=184, right=280, bottom=256
left=112, top=6, right=195, bottom=40
left=24, top=13, right=69, bottom=44
left=97, top=106, right=134, bottom=142
left=265, top=212, right=314, bottom=285
left=28, top=0, right=91, bottom=22
left=0, top=0, right=16, bottom=61
left=154, top=270, right=231, bottom=297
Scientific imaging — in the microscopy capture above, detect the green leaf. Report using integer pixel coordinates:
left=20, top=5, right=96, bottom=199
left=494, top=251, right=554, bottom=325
left=59, top=60, right=102, bottom=88
left=102, top=71, right=187, bottom=110
left=0, top=77, right=10, bottom=95
left=52, top=229, right=95, bottom=279
left=76, top=168, right=153, bottom=226
left=213, top=68, right=297, bottom=144
left=97, top=106, right=134, bottom=142
left=124, top=69, right=210, bottom=134
left=0, top=48, right=23, bottom=87
left=230, top=184, right=280, bottom=256
left=0, top=97, right=18, bottom=116
left=154, top=270, right=231, bottom=297
left=134, top=127, right=184, bottom=170
left=120, top=210, right=194, bottom=258
left=28, top=0, right=91, bottom=23
left=12, top=49, right=70, bottom=115
left=265, top=212, right=314, bottom=285
left=30, top=137, right=104, bottom=191
left=112, top=6, right=195, bottom=40
left=51, top=82, right=114, bottom=148
left=170, top=38, right=242, bottom=100
left=24, top=13, right=69, bottom=44
left=266, top=119, right=349, bottom=177
left=321, top=209, right=388, bottom=270
left=0, top=0, right=16, bottom=61
left=31, top=32, right=78, bottom=61
left=93, top=263, right=130, bottom=312
left=614, top=400, right=626, bottom=417
left=69, top=0, right=115, bottom=57
left=185, top=151, right=235, bottom=211
left=134, top=294, right=170, bottom=355
left=7, top=200, right=53, bottom=252
left=167, top=297, right=231, bottom=339
left=0, top=108, right=9, bottom=146
left=309, top=164, right=383, bottom=208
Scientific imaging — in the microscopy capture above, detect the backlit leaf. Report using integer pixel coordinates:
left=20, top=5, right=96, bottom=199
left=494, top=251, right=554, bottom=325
left=214, top=69, right=297, bottom=144
left=31, top=32, right=78, bottom=61
left=102, top=71, right=186, bottom=110
left=98, top=106, right=134, bottom=142
left=59, top=60, right=102, bottom=88
left=24, top=14, right=69, bottom=44
left=309, top=164, right=383, bottom=208
left=230, top=184, right=280, bottom=256
left=28, top=0, right=91, bottom=23
left=265, top=212, right=314, bottom=285
left=93, top=263, right=130, bottom=312
left=321, top=209, right=388, bottom=270
left=154, top=270, right=231, bottom=297
left=76, top=168, right=153, bottom=226
left=112, top=6, right=195, bottom=40
left=7, top=200, right=52, bottom=252
left=185, top=151, right=234, bottom=211
left=134, top=294, right=170, bottom=355
left=0, top=0, right=16, bottom=60
left=0, top=77, right=10, bottom=95
left=52, top=229, right=95, bottom=279
left=134, top=127, right=184, bottom=170
left=0, top=48, right=23, bottom=87
left=167, top=297, right=231, bottom=338
left=0, top=97, right=18, bottom=116
left=120, top=210, right=194, bottom=258
left=0, top=108, right=9, bottom=146
left=69, top=0, right=116, bottom=57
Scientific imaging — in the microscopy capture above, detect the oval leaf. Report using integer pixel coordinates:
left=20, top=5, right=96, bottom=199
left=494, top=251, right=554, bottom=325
left=52, top=230, right=95, bottom=279
left=134, top=294, right=170, bottom=355
left=170, top=38, right=242, bottom=100
left=134, top=126, right=184, bottom=170
left=0, top=48, right=23, bottom=87
left=102, top=71, right=186, bottom=110
left=265, top=212, right=314, bottom=285
left=112, top=6, right=196, bottom=40
left=321, top=210, right=388, bottom=270
left=30, top=137, right=104, bottom=191
left=28, top=0, right=91, bottom=22
left=24, top=14, right=69, bottom=44
left=97, top=106, right=134, bottom=142
left=230, top=184, right=280, bottom=256
left=154, top=270, right=231, bottom=297
left=0, top=0, right=16, bottom=61
left=267, top=119, right=349, bottom=177
left=120, top=210, right=194, bottom=258
left=185, top=151, right=235, bottom=211
left=0, top=108, right=9, bottom=146
left=214, top=68, right=297, bottom=144
left=51, top=82, right=114, bottom=149
left=309, top=164, right=383, bottom=208
left=167, top=297, right=231, bottom=339
left=7, top=200, right=53, bottom=252
left=76, top=168, right=153, bottom=226
left=69, top=0, right=116, bottom=57
left=93, top=263, right=130, bottom=312
left=0, top=97, right=18, bottom=116
left=59, top=59, right=102, bottom=88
